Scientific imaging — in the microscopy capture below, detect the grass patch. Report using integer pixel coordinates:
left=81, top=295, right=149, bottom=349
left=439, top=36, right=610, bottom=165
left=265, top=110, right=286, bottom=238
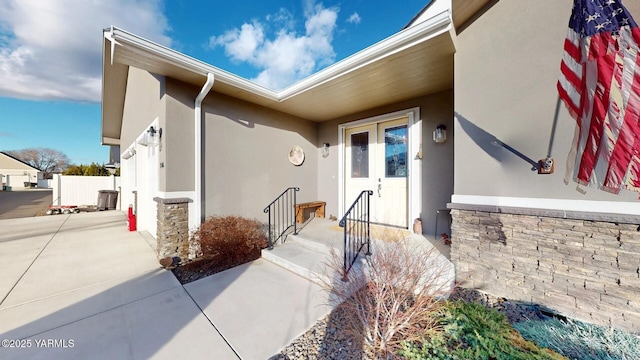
left=515, top=318, right=640, bottom=360
left=399, top=301, right=566, bottom=360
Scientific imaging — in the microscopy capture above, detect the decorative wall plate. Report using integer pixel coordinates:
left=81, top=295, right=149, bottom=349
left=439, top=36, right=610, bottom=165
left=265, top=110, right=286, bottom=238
left=288, top=145, right=305, bottom=166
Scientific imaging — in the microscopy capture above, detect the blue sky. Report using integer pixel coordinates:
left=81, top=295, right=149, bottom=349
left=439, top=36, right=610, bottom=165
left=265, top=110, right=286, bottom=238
left=0, top=0, right=429, bottom=165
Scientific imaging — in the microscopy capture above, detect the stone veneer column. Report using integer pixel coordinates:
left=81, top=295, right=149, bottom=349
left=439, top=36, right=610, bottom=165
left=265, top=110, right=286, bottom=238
left=153, top=197, right=192, bottom=266
left=449, top=203, right=640, bottom=333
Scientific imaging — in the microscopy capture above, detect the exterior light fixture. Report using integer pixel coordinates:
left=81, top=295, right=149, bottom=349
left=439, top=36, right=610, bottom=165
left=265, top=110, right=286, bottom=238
left=322, top=142, right=330, bottom=158
left=146, top=126, right=162, bottom=146
left=148, top=126, right=162, bottom=138
left=433, top=124, right=447, bottom=143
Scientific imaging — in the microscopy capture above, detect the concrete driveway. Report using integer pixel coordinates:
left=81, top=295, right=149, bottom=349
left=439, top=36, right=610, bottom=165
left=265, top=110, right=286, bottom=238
left=0, top=189, right=52, bottom=219
left=0, top=211, right=331, bottom=359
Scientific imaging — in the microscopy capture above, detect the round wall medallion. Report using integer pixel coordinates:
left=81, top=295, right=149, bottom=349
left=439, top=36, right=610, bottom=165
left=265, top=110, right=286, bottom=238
left=288, top=145, right=305, bottom=166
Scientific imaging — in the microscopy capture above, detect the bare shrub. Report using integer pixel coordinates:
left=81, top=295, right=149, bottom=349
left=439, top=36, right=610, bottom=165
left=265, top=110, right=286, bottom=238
left=321, top=236, right=455, bottom=357
left=191, top=215, right=268, bottom=272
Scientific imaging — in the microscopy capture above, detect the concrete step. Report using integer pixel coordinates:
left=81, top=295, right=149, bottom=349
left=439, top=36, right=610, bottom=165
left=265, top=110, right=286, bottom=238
left=287, top=233, right=339, bottom=252
left=261, top=240, right=334, bottom=286
left=262, top=234, right=375, bottom=289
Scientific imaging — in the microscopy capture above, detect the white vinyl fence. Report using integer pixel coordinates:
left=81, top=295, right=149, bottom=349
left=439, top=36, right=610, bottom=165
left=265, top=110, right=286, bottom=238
left=52, top=175, right=121, bottom=208
left=38, top=179, right=52, bottom=188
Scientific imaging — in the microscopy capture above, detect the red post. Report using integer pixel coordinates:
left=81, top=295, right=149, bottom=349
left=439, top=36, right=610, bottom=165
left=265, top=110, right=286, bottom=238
left=127, top=205, right=137, bottom=231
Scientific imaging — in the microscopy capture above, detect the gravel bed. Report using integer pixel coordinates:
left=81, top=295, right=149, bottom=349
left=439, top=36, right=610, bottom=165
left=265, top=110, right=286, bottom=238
left=269, top=305, right=375, bottom=360
left=270, top=288, right=548, bottom=359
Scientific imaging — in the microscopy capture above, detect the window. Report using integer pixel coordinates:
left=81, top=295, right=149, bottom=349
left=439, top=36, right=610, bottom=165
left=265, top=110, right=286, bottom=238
left=351, top=132, right=369, bottom=178
left=385, top=125, right=407, bottom=177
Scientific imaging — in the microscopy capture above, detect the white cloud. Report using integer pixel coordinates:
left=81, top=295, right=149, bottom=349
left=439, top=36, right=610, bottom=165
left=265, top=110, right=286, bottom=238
left=209, top=1, right=338, bottom=90
left=347, top=12, right=361, bottom=24
left=0, top=0, right=171, bottom=103
left=210, top=22, right=264, bottom=63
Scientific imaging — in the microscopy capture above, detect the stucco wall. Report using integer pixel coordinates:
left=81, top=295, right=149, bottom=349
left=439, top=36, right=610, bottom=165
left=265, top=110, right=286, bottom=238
left=163, top=78, right=198, bottom=192
left=453, top=0, right=640, bottom=203
left=201, top=92, right=319, bottom=220
left=451, top=0, right=640, bottom=334
left=317, top=90, right=454, bottom=236
left=120, top=68, right=165, bottom=215
left=120, top=68, right=165, bottom=152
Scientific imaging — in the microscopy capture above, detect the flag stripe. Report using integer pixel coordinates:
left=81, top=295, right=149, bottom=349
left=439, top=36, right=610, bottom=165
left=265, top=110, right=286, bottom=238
left=559, top=30, right=584, bottom=118
left=603, top=28, right=640, bottom=190
left=559, top=0, right=640, bottom=194
left=577, top=52, right=616, bottom=183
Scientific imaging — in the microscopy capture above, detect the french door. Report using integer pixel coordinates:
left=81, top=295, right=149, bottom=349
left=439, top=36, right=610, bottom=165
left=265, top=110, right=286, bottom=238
left=344, top=117, right=408, bottom=228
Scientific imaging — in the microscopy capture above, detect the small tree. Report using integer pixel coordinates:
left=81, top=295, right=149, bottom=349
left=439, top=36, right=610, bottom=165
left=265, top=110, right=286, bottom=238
left=62, top=165, right=84, bottom=175
left=83, top=163, right=109, bottom=176
left=5, top=148, right=70, bottom=178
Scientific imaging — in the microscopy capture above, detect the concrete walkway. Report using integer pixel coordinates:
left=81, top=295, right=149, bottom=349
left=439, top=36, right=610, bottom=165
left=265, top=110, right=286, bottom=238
left=0, top=212, right=331, bottom=359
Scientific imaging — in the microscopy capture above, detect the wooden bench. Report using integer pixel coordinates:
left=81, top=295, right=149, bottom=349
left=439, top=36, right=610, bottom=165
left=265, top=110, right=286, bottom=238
left=295, top=201, right=326, bottom=223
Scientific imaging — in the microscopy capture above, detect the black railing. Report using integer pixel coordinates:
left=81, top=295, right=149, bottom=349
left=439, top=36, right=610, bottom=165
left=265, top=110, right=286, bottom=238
left=264, top=187, right=299, bottom=249
left=339, top=190, right=373, bottom=280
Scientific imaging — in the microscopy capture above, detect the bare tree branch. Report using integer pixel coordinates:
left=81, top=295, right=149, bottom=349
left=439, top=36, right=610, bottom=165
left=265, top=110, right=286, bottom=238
left=4, top=148, right=70, bottom=179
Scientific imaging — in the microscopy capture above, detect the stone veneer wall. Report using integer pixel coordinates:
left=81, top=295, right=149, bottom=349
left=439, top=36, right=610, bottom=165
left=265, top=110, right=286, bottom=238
left=153, top=197, right=192, bottom=266
left=449, top=204, right=640, bottom=333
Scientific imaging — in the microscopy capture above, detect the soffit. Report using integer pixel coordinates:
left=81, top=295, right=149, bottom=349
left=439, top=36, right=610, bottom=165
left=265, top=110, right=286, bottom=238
left=101, top=40, right=128, bottom=145
left=452, top=0, right=493, bottom=28
left=273, top=31, right=455, bottom=121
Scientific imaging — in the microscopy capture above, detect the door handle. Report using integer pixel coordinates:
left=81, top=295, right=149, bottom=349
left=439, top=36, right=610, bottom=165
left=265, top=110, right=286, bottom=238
left=378, top=183, right=382, bottom=197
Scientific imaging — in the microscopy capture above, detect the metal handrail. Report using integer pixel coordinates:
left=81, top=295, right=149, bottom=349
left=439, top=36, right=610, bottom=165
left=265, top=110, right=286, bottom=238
left=263, top=187, right=299, bottom=249
left=339, top=190, right=373, bottom=280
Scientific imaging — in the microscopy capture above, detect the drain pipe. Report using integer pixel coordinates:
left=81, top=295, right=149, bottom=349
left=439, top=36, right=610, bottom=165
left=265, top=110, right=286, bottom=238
left=194, top=73, right=215, bottom=227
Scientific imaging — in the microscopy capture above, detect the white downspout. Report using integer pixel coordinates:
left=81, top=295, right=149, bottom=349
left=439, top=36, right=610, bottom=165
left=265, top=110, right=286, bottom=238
left=194, top=73, right=215, bottom=226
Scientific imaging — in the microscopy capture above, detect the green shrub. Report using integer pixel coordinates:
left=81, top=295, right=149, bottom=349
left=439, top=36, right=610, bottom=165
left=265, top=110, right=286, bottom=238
left=190, top=215, right=268, bottom=272
left=399, top=301, right=565, bottom=360
left=515, top=318, right=640, bottom=360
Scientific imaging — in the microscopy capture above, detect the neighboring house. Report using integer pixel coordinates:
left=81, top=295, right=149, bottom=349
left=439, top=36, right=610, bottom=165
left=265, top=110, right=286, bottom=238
left=102, top=0, right=640, bottom=332
left=0, top=152, right=43, bottom=190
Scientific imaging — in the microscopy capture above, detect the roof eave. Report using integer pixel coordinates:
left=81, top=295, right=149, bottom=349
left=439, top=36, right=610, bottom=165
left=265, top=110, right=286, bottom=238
left=106, top=6, right=451, bottom=102
left=109, top=27, right=278, bottom=101
left=278, top=8, right=452, bottom=100
left=101, top=5, right=454, bottom=139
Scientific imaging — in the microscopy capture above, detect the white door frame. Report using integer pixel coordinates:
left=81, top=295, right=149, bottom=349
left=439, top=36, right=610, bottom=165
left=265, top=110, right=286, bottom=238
left=123, top=118, right=160, bottom=237
left=338, top=107, right=422, bottom=228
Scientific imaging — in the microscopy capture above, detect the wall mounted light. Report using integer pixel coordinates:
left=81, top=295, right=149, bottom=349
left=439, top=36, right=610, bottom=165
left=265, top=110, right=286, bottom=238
left=433, top=124, right=447, bottom=143
left=148, top=126, right=162, bottom=138
left=145, top=126, right=162, bottom=146
left=322, top=142, right=330, bottom=158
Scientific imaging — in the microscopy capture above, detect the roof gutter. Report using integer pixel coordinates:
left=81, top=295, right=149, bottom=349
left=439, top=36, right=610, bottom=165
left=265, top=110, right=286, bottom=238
left=194, top=73, right=215, bottom=226
left=108, top=28, right=276, bottom=101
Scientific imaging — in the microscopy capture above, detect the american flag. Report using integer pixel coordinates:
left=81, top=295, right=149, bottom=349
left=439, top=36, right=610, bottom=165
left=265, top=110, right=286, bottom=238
left=558, top=0, right=640, bottom=194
